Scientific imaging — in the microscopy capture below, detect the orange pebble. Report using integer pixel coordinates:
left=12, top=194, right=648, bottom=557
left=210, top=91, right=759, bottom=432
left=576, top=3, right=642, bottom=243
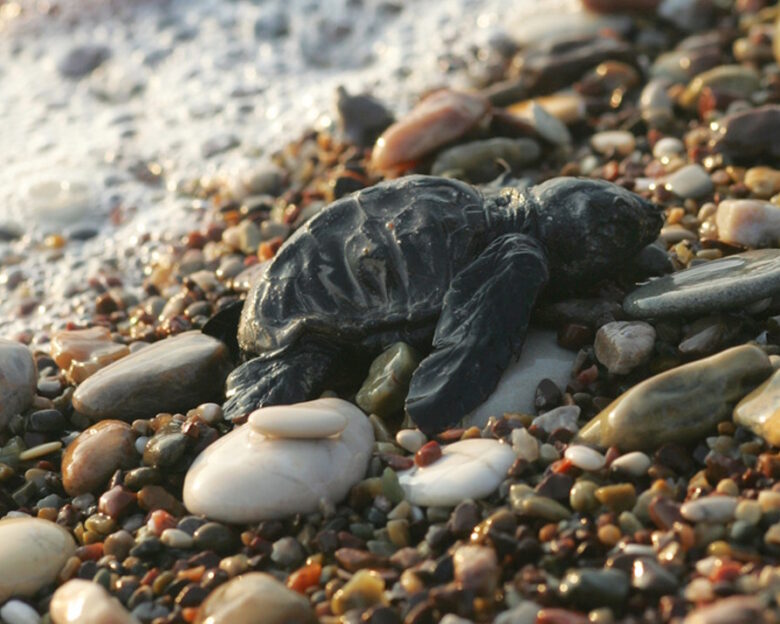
left=287, top=562, right=322, bottom=594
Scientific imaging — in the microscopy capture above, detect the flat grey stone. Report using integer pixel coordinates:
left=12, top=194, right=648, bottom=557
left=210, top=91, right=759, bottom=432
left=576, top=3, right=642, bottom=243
left=624, top=249, right=780, bottom=318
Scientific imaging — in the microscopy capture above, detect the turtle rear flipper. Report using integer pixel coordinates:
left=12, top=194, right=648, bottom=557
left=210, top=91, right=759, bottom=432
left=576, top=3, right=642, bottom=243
left=222, top=340, right=345, bottom=421
left=405, top=232, right=549, bottom=434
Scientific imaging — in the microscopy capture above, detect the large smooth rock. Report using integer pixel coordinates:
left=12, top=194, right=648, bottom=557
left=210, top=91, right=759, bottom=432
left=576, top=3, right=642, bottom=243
left=0, top=518, right=76, bottom=603
left=464, top=330, right=575, bottom=428
left=183, top=398, right=373, bottom=522
left=397, top=438, right=516, bottom=507
left=578, top=345, right=773, bottom=451
left=73, top=331, right=231, bottom=422
left=0, top=339, right=36, bottom=429
left=734, top=369, right=780, bottom=447
left=624, top=250, right=780, bottom=318
left=62, top=420, right=137, bottom=496
left=50, top=579, right=140, bottom=624
left=195, top=573, right=317, bottom=624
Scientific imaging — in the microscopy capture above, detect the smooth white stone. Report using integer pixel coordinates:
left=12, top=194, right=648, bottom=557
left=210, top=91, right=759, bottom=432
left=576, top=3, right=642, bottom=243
left=590, top=130, right=636, bottom=156
left=610, top=451, right=651, bottom=477
left=680, top=496, right=738, bottom=523
left=595, top=321, right=656, bottom=375
left=511, top=428, right=539, bottom=462
left=50, top=579, right=140, bottom=624
left=653, top=137, right=685, bottom=160
left=0, top=518, right=76, bottom=603
left=395, top=429, right=427, bottom=454
left=663, top=164, right=713, bottom=199
left=564, top=445, right=605, bottom=471
left=397, top=439, right=515, bottom=507
left=531, top=405, right=580, bottom=434
left=248, top=400, right=347, bottom=439
left=1, top=600, right=41, bottom=624
left=183, top=398, right=373, bottom=523
left=716, top=199, right=780, bottom=248
left=464, top=330, right=575, bottom=428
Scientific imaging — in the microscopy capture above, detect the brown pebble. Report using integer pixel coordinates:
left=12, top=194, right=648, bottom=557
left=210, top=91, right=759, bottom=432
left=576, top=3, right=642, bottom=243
left=61, top=420, right=136, bottom=496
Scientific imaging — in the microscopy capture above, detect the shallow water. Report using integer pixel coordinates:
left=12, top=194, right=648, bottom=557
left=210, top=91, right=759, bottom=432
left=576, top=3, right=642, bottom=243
left=0, top=0, right=575, bottom=336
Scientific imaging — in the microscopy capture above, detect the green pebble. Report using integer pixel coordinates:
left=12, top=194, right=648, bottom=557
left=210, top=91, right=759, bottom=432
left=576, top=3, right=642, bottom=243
left=356, top=343, right=420, bottom=419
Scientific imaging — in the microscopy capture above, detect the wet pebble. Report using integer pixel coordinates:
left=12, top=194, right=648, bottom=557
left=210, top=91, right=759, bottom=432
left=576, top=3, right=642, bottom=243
left=395, top=429, right=426, bottom=454
left=710, top=105, right=780, bottom=160
left=453, top=545, right=499, bottom=594
left=564, top=445, right=605, bottom=471
left=58, top=45, right=110, bottom=78
left=680, top=496, right=738, bottom=523
left=744, top=167, right=780, bottom=199
left=356, top=343, right=420, bottom=419
left=558, top=568, right=629, bottom=611
left=590, top=131, right=635, bottom=156
left=431, top=137, right=540, bottom=183
left=62, top=420, right=136, bottom=496
left=73, top=331, right=231, bottom=422
left=578, top=345, right=772, bottom=450
left=0, top=601, right=40, bottom=624
left=683, top=595, right=765, bottom=624
left=370, top=89, right=489, bottom=172
left=624, top=250, right=780, bottom=317
left=50, top=327, right=129, bottom=384
left=610, top=451, right=651, bottom=477
left=532, top=405, right=580, bottom=434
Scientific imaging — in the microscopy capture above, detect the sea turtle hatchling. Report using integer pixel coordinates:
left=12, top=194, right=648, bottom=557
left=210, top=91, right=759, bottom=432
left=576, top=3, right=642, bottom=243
left=210, top=175, right=662, bottom=433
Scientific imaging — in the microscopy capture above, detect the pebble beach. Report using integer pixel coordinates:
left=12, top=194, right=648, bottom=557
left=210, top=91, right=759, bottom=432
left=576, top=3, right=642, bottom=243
left=1, top=0, right=780, bottom=623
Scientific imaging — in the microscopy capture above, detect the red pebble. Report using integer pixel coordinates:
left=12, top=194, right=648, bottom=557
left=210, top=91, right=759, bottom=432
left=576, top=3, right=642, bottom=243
left=415, top=441, right=442, bottom=467
left=75, top=543, right=104, bottom=561
left=287, top=563, right=322, bottom=594
left=147, top=509, right=177, bottom=536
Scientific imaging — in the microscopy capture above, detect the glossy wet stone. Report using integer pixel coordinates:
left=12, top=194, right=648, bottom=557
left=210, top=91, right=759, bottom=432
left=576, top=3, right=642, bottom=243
left=73, top=331, right=231, bottom=422
left=370, top=89, right=489, bottom=172
left=594, top=321, right=656, bottom=375
left=0, top=518, right=76, bottom=603
left=397, top=438, right=515, bottom=507
left=62, top=420, right=137, bottom=496
left=50, top=579, right=139, bottom=624
left=716, top=200, right=780, bottom=248
left=51, top=326, right=130, bottom=384
left=194, top=572, right=317, bottom=624
left=464, top=330, right=575, bottom=428
left=356, top=343, right=420, bottom=419
left=679, top=65, right=760, bottom=109
left=578, top=345, right=773, bottom=451
left=624, top=250, right=780, bottom=318
left=0, top=339, right=36, bottom=430
left=744, top=167, right=780, bottom=199
left=734, top=369, right=780, bottom=447
left=183, top=398, right=373, bottom=522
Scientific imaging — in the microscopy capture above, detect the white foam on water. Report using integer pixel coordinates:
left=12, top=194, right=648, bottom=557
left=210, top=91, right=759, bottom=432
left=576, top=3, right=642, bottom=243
left=0, top=0, right=577, bottom=335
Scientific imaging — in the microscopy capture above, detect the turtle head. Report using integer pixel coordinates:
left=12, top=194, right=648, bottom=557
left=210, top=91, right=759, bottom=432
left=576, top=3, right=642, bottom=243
left=528, top=177, right=662, bottom=288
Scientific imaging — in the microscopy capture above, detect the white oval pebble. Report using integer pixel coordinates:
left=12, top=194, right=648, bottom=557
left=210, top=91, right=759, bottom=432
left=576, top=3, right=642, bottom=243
left=663, top=163, right=713, bottom=199
left=249, top=399, right=348, bottom=439
left=590, top=130, right=636, bottom=156
left=680, top=496, right=738, bottom=523
left=0, top=600, right=41, bottom=624
left=395, top=429, right=427, bottom=454
left=50, top=579, right=139, bottom=624
left=564, top=445, right=605, bottom=471
left=397, top=439, right=516, bottom=507
left=610, top=451, right=651, bottom=477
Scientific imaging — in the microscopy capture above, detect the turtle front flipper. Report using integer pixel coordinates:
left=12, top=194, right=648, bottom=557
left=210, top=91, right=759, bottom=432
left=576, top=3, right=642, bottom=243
left=405, top=233, right=549, bottom=434
left=222, top=340, right=344, bottom=421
